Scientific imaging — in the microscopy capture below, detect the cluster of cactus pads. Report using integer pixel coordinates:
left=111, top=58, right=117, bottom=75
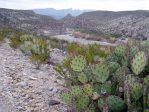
left=58, top=40, right=149, bottom=112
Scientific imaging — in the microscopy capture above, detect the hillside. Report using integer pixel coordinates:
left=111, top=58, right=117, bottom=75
left=64, top=10, right=149, bottom=40
left=0, top=8, right=65, bottom=36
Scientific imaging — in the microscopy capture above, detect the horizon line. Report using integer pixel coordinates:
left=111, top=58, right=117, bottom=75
left=0, top=7, right=149, bottom=12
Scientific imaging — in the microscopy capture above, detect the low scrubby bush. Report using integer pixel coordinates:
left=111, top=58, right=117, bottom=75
left=9, top=32, right=26, bottom=48
left=9, top=33, right=50, bottom=68
left=67, top=43, right=111, bottom=64
left=0, top=29, right=12, bottom=43
left=30, top=38, right=50, bottom=68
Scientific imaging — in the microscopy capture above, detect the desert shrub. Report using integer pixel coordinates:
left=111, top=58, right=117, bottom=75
left=19, top=34, right=35, bottom=54
left=9, top=33, right=50, bottom=68
left=49, top=38, right=68, bottom=49
left=56, top=39, right=149, bottom=112
left=9, top=32, right=26, bottom=48
left=0, top=29, right=12, bottom=43
left=30, top=38, right=50, bottom=68
left=67, top=43, right=110, bottom=64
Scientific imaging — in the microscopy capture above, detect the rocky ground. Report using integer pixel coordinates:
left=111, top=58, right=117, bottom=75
left=0, top=39, right=68, bottom=112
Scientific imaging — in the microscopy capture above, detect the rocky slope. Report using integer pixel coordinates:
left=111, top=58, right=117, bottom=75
left=0, top=8, right=65, bottom=36
left=64, top=10, right=149, bottom=40
left=0, top=39, right=68, bottom=112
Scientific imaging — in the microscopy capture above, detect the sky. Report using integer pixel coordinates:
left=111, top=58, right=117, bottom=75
left=0, top=0, right=149, bottom=11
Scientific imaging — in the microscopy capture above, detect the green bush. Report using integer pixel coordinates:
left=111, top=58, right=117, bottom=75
left=30, top=38, right=50, bottom=68
left=48, top=38, right=68, bottom=49
left=67, top=43, right=110, bottom=64
left=9, top=32, right=26, bottom=48
left=9, top=33, right=50, bottom=68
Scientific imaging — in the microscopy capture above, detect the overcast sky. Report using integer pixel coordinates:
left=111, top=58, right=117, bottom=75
left=0, top=0, right=148, bottom=11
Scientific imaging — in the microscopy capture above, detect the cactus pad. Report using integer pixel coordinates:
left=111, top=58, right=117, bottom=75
left=131, top=82, right=143, bottom=101
left=130, top=46, right=139, bottom=57
left=131, top=51, right=147, bottom=75
left=61, top=92, right=72, bottom=104
left=107, top=95, right=126, bottom=112
left=78, top=72, right=88, bottom=84
left=75, top=95, right=90, bottom=111
left=109, top=62, right=120, bottom=73
left=70, top=55, right=87, bottom=72
left=98, top=98, right=106, bottom=111
left=144, top=75, right=149, bottom=86
left=100, top=82, right=112, bottom=94
left=70, top=86, right=83, bottom=97
left=92, top=64, right=109, bottom=83
left=114, top=67, right=125, bottom=85
left=114, top=45, right=126, bottom=57
left=83, top=84, right=93, bottom=96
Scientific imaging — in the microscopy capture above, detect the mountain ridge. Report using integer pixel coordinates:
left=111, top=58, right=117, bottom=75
left=33, top=8, right=93, bottom=19
left=63, top=10, right=149, bottom=40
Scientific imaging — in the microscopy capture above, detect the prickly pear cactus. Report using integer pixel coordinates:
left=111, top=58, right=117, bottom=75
left=100, top=82, right=112, bottom=94
left=70, top=55, right=86, bottom=72
left=84, top=67, right=93, bottom=82
left=61, top=92, right=72, bottom=104
left=131, top=51, right=147, bottom=75
left=92, top=64, right=109, bottom=83
left=98, top=98, right=106, bottom=111
left=107, top=95, right=126, bottom=112
left=83, top=84, right=93, bottom=96
left=130, top=46, right=139, bottom=57
left=144, top=75, right=149, bottom=86
left=75, top=95, right=90, bottom=111
left=114, top=45, right=126, bottom=57
left=125, top=74, right=135, bottom=86
left=114, top=67, right=125, bottom=86
left=121, top=56, right=128, bottom=66
left=131, top=82, right=143, bottom=101
left=78, top=72, right=88, bottom=84
left=70, top=86, right=83, bottom=97
left=109, top=62, right=120, bottom=73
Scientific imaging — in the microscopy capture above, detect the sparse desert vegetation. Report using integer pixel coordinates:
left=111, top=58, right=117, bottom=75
left=0, top=5, right=149, bottom=112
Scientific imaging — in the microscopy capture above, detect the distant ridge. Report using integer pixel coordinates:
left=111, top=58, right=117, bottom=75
left=33, top=8, right=93, bottom=20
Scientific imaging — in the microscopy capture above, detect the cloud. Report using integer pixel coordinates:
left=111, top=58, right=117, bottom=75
left=0, top=0, right=149, bottom=11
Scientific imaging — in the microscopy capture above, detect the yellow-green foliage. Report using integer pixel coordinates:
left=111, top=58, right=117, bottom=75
left=30, top=38, right=50, bottom=64
left=67, top=43, right=110, bottom=63
left=20, top=34, right=34, bottom=42
left=0, top=29, right=12, bottom=43
left=9, top=32, right=26, bottom=48
left=49, top=38, right=68, bottom=49
left=9, top=33, right=50, bottom=66
left=0, top=32, right=5, bottom=43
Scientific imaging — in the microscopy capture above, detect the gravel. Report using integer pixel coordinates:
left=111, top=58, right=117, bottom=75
left=0, top=39, right=68, bottom=112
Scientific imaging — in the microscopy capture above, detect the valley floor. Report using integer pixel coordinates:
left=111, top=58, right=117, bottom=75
left=0, top=39, right=67, bottom=112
